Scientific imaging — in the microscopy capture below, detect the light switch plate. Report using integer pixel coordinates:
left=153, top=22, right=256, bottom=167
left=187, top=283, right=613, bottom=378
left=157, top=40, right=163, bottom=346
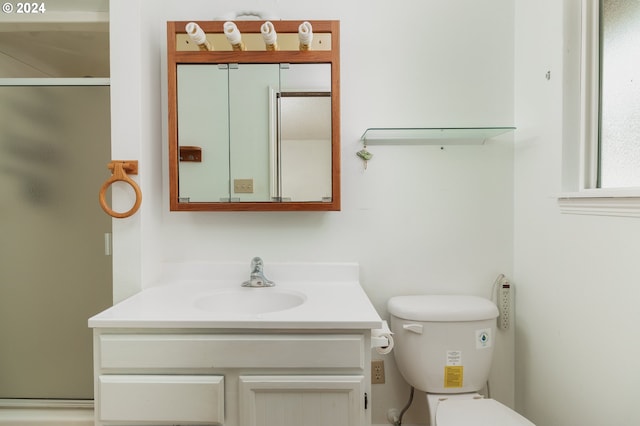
left=234, top=179, right=254, bottom=193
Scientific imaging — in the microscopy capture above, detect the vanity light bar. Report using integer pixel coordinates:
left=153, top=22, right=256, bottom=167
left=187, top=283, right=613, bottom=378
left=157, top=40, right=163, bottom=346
left=175, top=21, right=332, bottom=52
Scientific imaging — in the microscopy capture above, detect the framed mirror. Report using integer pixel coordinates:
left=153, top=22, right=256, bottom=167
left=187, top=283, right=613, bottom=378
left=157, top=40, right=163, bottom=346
left=167, top=20, right=340, bottom=211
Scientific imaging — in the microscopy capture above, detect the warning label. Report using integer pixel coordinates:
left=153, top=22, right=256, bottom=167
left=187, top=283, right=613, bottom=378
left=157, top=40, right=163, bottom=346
left=444, top=366, right=464, bottom=388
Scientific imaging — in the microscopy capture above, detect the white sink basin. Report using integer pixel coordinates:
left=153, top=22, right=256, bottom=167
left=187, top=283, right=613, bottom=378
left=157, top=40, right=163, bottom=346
left=194, top=287, right=306, bottom=315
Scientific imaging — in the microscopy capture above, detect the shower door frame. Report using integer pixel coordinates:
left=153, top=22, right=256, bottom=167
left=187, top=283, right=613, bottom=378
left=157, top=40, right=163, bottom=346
left=0, top=77, right=110, bottom=425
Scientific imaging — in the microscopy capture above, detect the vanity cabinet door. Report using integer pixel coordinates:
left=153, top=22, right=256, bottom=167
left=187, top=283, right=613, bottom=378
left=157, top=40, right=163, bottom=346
left=98, top=375, right=224, bottom=425
left=239, top=375, right=365, bottom=426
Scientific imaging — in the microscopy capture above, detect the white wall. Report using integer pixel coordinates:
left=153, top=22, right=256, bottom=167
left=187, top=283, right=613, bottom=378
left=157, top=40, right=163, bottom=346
left=109, top=1, right=515, bottom=424
left=514, top=1, right=640, bottom=425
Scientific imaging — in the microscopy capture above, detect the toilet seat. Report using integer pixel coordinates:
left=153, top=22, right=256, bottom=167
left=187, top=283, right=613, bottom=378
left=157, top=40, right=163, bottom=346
left=435, top=398, right=535, bottom=426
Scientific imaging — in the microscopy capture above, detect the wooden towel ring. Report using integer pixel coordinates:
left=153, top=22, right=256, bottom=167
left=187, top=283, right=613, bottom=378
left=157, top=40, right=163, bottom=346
left=99, top=161, right=142, bottom=219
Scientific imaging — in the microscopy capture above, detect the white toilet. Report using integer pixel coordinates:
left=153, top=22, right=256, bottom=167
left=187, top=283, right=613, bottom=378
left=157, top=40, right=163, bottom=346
left=388, top=295, right=534, bottom=426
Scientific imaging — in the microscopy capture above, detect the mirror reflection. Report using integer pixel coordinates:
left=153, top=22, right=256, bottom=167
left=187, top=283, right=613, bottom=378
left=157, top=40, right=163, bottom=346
left=277, top=93, right=332, bottom=202
left=176, top=64, right=332, bottom=203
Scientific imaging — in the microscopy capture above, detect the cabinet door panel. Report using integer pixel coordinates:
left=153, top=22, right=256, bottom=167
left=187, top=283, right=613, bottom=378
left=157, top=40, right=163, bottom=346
left=239, top=375, right=365, bottom=426
left=177, top=64, right=229, bottom=202
left=99, top=375, right=224, bottom=424
left=228, top=64, right=280, bottom=202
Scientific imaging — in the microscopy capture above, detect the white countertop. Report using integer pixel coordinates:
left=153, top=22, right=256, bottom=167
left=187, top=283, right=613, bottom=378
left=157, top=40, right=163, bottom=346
left=88, top=279, right=383, bottom=330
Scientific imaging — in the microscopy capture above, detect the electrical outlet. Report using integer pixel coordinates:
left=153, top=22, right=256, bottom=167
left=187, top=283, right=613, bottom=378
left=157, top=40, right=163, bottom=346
left=371, top=360, right=385, bottom=384
left=499, top=282, right=511, bottom=330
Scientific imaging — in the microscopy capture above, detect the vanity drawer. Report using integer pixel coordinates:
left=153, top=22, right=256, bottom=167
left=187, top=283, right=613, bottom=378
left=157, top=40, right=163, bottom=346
left=99, top=375, right=224, bottom=424
left=99, top=334, right=364, bottom=369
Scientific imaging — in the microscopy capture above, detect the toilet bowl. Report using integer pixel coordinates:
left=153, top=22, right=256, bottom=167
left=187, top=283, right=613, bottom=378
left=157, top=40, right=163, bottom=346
left=388, top=295, right=535, bottom=426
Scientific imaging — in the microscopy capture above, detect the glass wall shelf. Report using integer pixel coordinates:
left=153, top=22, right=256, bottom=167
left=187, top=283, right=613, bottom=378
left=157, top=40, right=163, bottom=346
left=360, top=127, right=516, bottom=145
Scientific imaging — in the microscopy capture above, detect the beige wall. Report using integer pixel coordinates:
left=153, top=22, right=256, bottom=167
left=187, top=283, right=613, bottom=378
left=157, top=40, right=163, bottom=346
left=110, top=1, right=515, bottom=424
left=514, top=1, right=640, bottom=425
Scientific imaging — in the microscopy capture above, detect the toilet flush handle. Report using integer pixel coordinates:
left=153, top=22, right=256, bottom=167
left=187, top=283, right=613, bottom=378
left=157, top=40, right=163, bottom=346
left=402, top=323, right=423, bottom=334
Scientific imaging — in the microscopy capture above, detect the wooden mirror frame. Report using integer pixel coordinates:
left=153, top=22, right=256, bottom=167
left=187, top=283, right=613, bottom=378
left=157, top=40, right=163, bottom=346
left=167, top=20, right=340, bottom=211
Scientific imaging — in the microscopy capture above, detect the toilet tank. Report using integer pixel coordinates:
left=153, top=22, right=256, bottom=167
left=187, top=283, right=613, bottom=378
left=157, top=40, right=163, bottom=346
left=388, top=295, right=499, bottom=394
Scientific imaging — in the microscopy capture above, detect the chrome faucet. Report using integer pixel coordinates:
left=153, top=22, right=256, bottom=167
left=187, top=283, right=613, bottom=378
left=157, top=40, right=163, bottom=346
left=242, top=257, right=275, bottom=287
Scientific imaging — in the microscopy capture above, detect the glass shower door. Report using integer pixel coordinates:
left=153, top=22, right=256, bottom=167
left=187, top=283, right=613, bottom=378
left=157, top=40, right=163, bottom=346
left=0, top=84, right=112, bottom=399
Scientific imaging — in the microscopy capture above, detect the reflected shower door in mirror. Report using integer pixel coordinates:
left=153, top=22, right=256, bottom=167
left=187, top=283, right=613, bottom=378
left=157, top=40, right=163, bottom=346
left=167, top=20, right=340, bottom=211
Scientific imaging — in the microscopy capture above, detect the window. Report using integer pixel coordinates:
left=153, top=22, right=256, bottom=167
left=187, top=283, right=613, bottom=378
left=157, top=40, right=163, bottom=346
left=558, top=0, right=640, bottom=217
left=599, top=0, right=640, bottom=188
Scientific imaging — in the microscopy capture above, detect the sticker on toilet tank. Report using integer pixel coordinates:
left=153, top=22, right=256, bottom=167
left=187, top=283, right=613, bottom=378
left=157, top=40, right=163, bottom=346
left=445, top=351, right=464, bottom=388
left=444, top=366, right=464, bottom=388
left=476, top=328, right=492, bottom=349
left=446, top=350, right=462, bottom=366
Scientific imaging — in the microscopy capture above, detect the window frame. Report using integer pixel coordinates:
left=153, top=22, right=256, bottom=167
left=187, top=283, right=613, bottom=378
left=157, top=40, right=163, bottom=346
left=558, top=0, right=640, bottom=217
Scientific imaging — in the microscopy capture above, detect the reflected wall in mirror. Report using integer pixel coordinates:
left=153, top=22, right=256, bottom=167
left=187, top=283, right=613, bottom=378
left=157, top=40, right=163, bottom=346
left=278, top=92, right=332, bottom=202
left=167, top=20, right=340, bottom=211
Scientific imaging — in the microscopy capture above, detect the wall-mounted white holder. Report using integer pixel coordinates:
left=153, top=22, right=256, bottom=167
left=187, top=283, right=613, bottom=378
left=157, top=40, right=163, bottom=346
left=371, top=320, right=394, bottom=354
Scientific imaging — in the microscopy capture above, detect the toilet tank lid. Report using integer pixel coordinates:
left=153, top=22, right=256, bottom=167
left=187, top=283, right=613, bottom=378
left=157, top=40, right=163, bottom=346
left=387, top=295, right=498, bottom=321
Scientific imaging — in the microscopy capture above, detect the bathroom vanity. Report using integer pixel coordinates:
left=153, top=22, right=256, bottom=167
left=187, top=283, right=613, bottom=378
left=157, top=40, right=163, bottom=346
left=89, top=263, right=382, bottom=426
